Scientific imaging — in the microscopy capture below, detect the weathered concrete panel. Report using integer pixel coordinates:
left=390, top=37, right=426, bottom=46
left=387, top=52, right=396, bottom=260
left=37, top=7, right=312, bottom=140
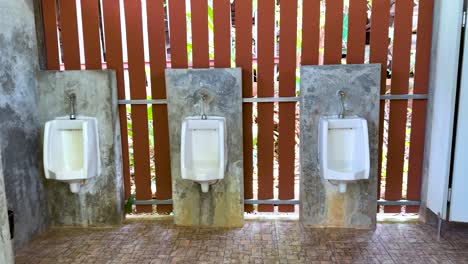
left=300, top=64, right=380, bottom=229
left=0, top=0, right=49, bottom=248
left=166, top=68, right=244, bottom=227
left=0, top=150, right=14, bottom=263
left=37, top=70, right=124, bottom=226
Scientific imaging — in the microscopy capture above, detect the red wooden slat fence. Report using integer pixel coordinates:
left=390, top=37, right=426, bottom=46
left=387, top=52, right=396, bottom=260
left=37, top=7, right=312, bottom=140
left=407, top=0, right=434, bottom=213
left=278, top=0, right=297, bottom=213
left=369, top=0, right=391, bottom=200
left=123, top=0, right=152, bottom=213
left=147, top=0, right=172, bottom=214
left=235, top=0, right=254, bottom=213
left=168, top=0, right=188, bottom=68
left=385, top=1, right=414, bottom=213
left=102, top=0, right=131, bottom=200
left=191, top=0, right=210, bottom=68
left=301, top=0, right=320, bottom=66
left=41, top=0, right=60, bottom=70
left=58, top=0, right=81, bottom=70
left=256, top=0, right=275, bottom=212
left=324, top=0, right=344, bottom=65
left=213, top=0, right=231, bottom=68
left=346, top=0, right=367, bottom=64
left=40, top=0, right=434, bottom=214
left=80, top=0, right=102, bottom=69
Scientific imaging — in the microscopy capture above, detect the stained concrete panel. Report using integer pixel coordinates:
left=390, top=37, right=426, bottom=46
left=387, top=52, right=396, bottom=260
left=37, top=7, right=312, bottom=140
left=299, top=64, right=380, bottom=229
left=0, top=0, right=49, bottom=248
left=37, top=70, right=124, bottom=226
left=165, top=68, right=244, bottom=227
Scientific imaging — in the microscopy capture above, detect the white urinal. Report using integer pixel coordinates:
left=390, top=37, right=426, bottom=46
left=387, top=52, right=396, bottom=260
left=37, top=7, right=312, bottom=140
left=43, top=116, right=100, bottom=193
left=319, top=116, right=370, bottom=193
left=181, top=116, right=226, bottom=193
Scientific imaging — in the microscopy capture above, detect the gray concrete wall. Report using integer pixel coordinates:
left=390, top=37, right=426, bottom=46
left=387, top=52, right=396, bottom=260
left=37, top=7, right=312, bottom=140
left=0, top=150, right=14, bottom=264
left=0, top=0, right=49, bottom=248
left=299, top=64, right=380, bottom=229
left=37, top=70, right=125, bottom=226
left=166, top=68, right=244, bottom=227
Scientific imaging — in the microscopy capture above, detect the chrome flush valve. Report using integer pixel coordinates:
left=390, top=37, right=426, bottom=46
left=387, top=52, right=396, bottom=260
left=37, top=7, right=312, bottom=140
left=201, top=94, right=207, bottom=120
left=337, top=90, right=346, bottom=119
left=69, top=93, right=76, bottom=120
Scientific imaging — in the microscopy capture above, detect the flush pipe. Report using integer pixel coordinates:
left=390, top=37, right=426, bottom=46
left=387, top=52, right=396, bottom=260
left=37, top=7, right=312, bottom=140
left=69, top=93, right=76, bottom=120
left=200, top=94, right=207, bottom=120
left=337, top=90, right=346, bottom=119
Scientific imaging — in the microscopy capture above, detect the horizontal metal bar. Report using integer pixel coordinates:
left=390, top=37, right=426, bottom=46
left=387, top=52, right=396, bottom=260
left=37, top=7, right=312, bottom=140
left=242, top=97, right=300, bottom=103
left=118, top=99, right=168, bottom=105
left=134, top=199, right=419, bottom=206
left=59, top=57, right=278, bottom=71
left=244, top=199, right=300, bottom=205
left=380, top=94, right=428, bottom=100
left=134, top=199, right=173, bottom=205
left=377, top=200, right=420, bottom=206
left=133, top=199, right=301, bottom=205
left=118, top=94, right=427, bottom=105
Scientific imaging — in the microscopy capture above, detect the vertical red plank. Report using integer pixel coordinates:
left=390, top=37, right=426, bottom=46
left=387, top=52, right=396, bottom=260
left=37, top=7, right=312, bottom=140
left=124, top=0, right=152, bottom=213
left=214, top=0, right=231, bottom=68
left=191, top=0, right=209, bottom=68
left=407, top=0, right=434, bottom=213
left=80, top=0, right=102, bottom=69
left=58, top=0, right=81, bottom=69
left=147, top=0, right=173, bottom=214
left=301, top=0, right=320, bottom=65
left=323, top=0, right=343, bottom=65
left=102, top=0, right=131, bottom=201
left=168, top=0, right=188, bottom=68
left=235, top=0, right=254, bottom=212
left=385, top=1, right=414, bottom=213
left=257, top=0, right=275, bottom=212
left=346, top=0, right=367, bottom=64
left=278, top=0, right=297, bottom=212
left=369, top=0, right=390, bottom=200
left=42, top=0, right=60, bottom=70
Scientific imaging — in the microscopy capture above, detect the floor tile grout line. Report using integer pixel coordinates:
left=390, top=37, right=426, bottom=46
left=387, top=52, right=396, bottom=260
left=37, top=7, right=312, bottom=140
left=273, top=219, right=280, bottom=258
left=378, top=236, right=398, bottom=264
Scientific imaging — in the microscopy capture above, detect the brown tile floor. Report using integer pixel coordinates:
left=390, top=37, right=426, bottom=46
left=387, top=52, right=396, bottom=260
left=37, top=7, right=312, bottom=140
left=15, top=218, right=468, bottom=264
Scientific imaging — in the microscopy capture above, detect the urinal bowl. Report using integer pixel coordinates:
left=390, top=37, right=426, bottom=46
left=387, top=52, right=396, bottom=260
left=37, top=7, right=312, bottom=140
left=181, top=116, right=227, bottom=193
left=43, top=116, right=100, bottom=193
left=319, top=116, right=370, bottom=193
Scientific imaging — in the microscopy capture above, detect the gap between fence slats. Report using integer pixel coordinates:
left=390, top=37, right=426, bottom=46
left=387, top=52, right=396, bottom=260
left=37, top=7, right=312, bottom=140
left=123, top=0, right=152, bottom=213
left=385, top=1, right=414, bottom=213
